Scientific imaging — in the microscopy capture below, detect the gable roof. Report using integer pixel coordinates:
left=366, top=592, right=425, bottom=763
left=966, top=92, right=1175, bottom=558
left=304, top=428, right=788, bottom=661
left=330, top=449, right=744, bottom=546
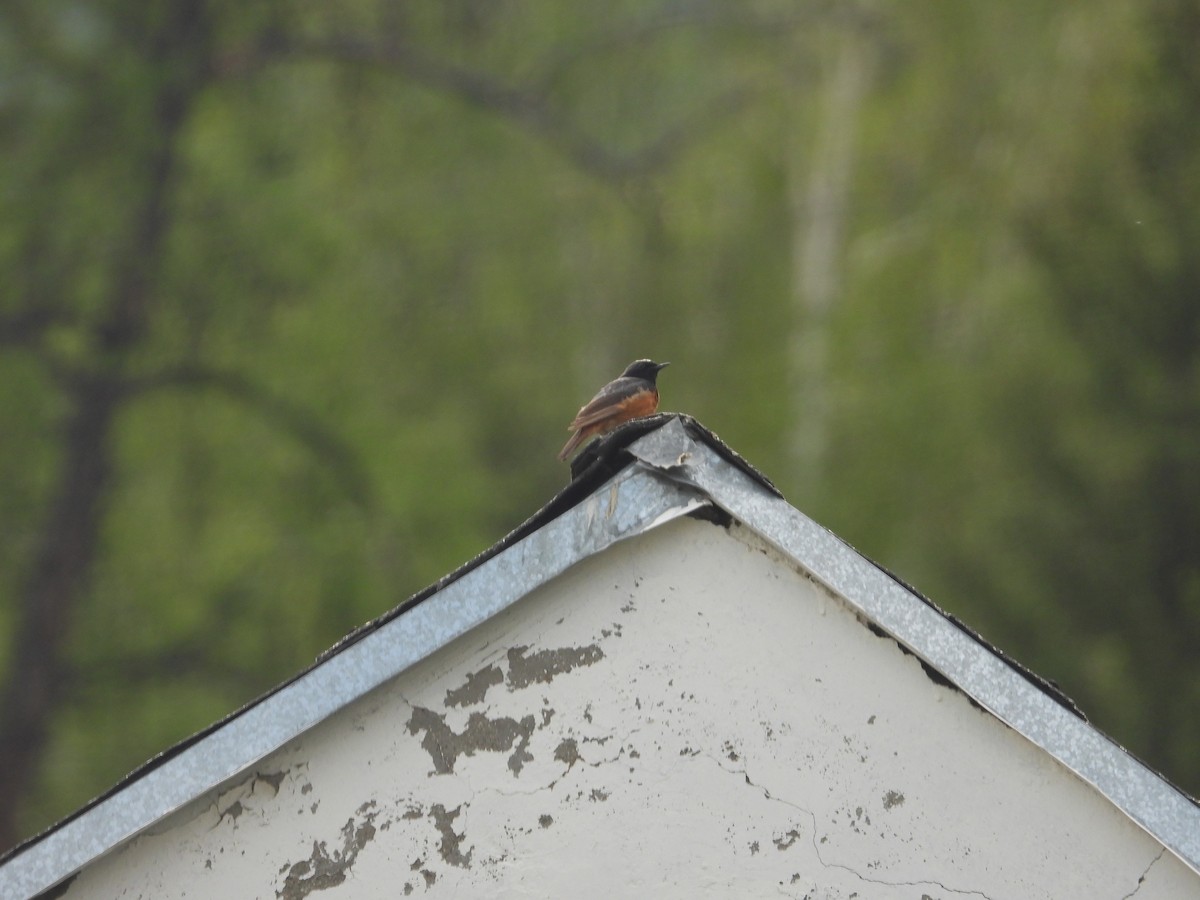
left=3, top=415, right=1198, bottom=897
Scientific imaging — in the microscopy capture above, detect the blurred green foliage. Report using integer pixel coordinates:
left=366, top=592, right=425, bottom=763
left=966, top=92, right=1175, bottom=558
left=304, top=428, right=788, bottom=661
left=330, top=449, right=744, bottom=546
left=1, top=0, right=1197, bottom=849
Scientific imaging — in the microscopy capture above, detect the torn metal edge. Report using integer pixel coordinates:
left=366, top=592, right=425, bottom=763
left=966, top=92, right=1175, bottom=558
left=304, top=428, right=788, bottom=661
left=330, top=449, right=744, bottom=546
left=625, top=418, right=1200, bottom=876
left=0, top=462, right=702, bottom=900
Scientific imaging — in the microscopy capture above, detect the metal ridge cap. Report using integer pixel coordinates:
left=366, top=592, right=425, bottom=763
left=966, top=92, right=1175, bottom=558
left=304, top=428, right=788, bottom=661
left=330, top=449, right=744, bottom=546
left=624, top=421, right=1200, bottom=875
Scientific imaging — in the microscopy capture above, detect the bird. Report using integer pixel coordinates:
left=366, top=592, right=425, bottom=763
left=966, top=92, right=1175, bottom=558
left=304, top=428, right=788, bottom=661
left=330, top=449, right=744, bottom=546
left=558, top=359, right=670, bottom=461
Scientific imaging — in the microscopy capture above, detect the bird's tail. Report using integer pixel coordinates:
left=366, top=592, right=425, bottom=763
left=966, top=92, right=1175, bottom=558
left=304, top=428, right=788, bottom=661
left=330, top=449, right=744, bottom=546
left=558, top=429, right=586, bottom=462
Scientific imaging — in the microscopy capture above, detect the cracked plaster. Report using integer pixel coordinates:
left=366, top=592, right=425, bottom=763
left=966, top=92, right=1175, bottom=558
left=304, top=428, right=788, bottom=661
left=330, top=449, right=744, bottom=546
left=55, top=518, right=1196, bottom=899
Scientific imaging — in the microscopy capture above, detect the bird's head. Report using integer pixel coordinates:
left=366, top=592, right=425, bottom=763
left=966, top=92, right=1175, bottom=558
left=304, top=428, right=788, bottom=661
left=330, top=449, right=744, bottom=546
left=622, top=359, right=670, bottom=382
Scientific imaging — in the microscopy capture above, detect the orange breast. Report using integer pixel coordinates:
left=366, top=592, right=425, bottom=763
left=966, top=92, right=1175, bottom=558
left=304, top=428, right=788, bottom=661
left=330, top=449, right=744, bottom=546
left=616, top=388, right=659, bottom=419
left=592, top=388, right=658, bottom=432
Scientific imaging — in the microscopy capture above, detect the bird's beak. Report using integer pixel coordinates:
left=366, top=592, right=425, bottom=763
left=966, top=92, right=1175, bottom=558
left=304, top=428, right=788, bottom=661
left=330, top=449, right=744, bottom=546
left=657, top=362, right=671, bottom=370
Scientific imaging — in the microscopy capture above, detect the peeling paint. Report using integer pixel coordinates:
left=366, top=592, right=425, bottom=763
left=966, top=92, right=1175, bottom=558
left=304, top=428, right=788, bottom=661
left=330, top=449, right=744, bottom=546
left=256, top=771, right=287, bottom=795
left=276, top=808, right=377, bottom=900
left=428, top=804, right=472, bottom=869
left=773, top=829, right=801, bottom=851
left=553, top=738, right=580, bottom=768
left=440, top=644, right=604, bottom=714
left=406, top=707, right=536, bottom=776
left=443, top=665, right=504, bottom=708
left=505, top=644, right=604, bottom=689
left=218, top=800, right=244, bottom=825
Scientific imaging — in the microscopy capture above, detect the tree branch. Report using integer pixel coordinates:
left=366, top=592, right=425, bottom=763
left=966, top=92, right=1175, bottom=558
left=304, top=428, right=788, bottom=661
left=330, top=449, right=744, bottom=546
left=290, top=33, right=643, bottom=180
left=125, top=364, right=373, bottom=510
left=530, top=2, right=885, bottom=91
left=222, top=31, right=751, bottom=185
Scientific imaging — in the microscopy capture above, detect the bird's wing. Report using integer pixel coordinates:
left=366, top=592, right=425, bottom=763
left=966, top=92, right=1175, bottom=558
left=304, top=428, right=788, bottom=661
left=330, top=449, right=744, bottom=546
left=567, top=377, right=640, bottom=429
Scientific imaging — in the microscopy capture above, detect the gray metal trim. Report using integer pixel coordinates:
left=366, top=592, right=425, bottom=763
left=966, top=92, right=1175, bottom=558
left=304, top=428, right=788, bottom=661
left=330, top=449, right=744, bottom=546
left=627, top=417, right=1200, bottom=875
left=0, top=463, right=704, bottom=899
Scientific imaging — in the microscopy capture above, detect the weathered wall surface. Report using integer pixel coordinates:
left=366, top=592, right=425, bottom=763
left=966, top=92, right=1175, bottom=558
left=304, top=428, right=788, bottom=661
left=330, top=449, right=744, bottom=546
left=63, top=517, right=1195, bottom=899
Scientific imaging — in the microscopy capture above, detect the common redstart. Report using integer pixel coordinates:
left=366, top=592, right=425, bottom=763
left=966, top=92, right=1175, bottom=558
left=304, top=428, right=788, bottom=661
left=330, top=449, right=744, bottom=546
left=558, top=359, right=670, bottom=461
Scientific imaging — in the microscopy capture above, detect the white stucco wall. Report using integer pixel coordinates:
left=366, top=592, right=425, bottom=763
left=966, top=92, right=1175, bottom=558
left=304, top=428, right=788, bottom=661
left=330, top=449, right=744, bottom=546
left=63, top=516, right=1196, bottom=899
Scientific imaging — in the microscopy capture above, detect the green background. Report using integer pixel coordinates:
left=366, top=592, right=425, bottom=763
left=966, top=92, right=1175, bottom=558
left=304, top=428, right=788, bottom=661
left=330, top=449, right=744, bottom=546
left=2, top=0, right=1198, bottom=851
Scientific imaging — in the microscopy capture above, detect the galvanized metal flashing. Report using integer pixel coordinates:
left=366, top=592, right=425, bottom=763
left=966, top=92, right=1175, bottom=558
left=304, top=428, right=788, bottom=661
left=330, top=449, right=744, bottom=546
left=625, top=417, right=1200, bottom=875
left=0, top=460, right=705, bottom=900
left=3, top=414, right=1197, bottom=897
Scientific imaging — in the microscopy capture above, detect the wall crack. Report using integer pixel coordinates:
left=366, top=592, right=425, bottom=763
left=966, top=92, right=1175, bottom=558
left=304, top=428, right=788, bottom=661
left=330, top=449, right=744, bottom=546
left=696, top=750, right=996, bottom=900
left=1119, top=848, right=1166, bottom=900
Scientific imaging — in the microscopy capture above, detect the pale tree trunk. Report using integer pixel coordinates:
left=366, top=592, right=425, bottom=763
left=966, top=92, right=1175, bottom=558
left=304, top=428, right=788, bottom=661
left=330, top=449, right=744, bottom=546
left=787, top=34, right=875, bottom=484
